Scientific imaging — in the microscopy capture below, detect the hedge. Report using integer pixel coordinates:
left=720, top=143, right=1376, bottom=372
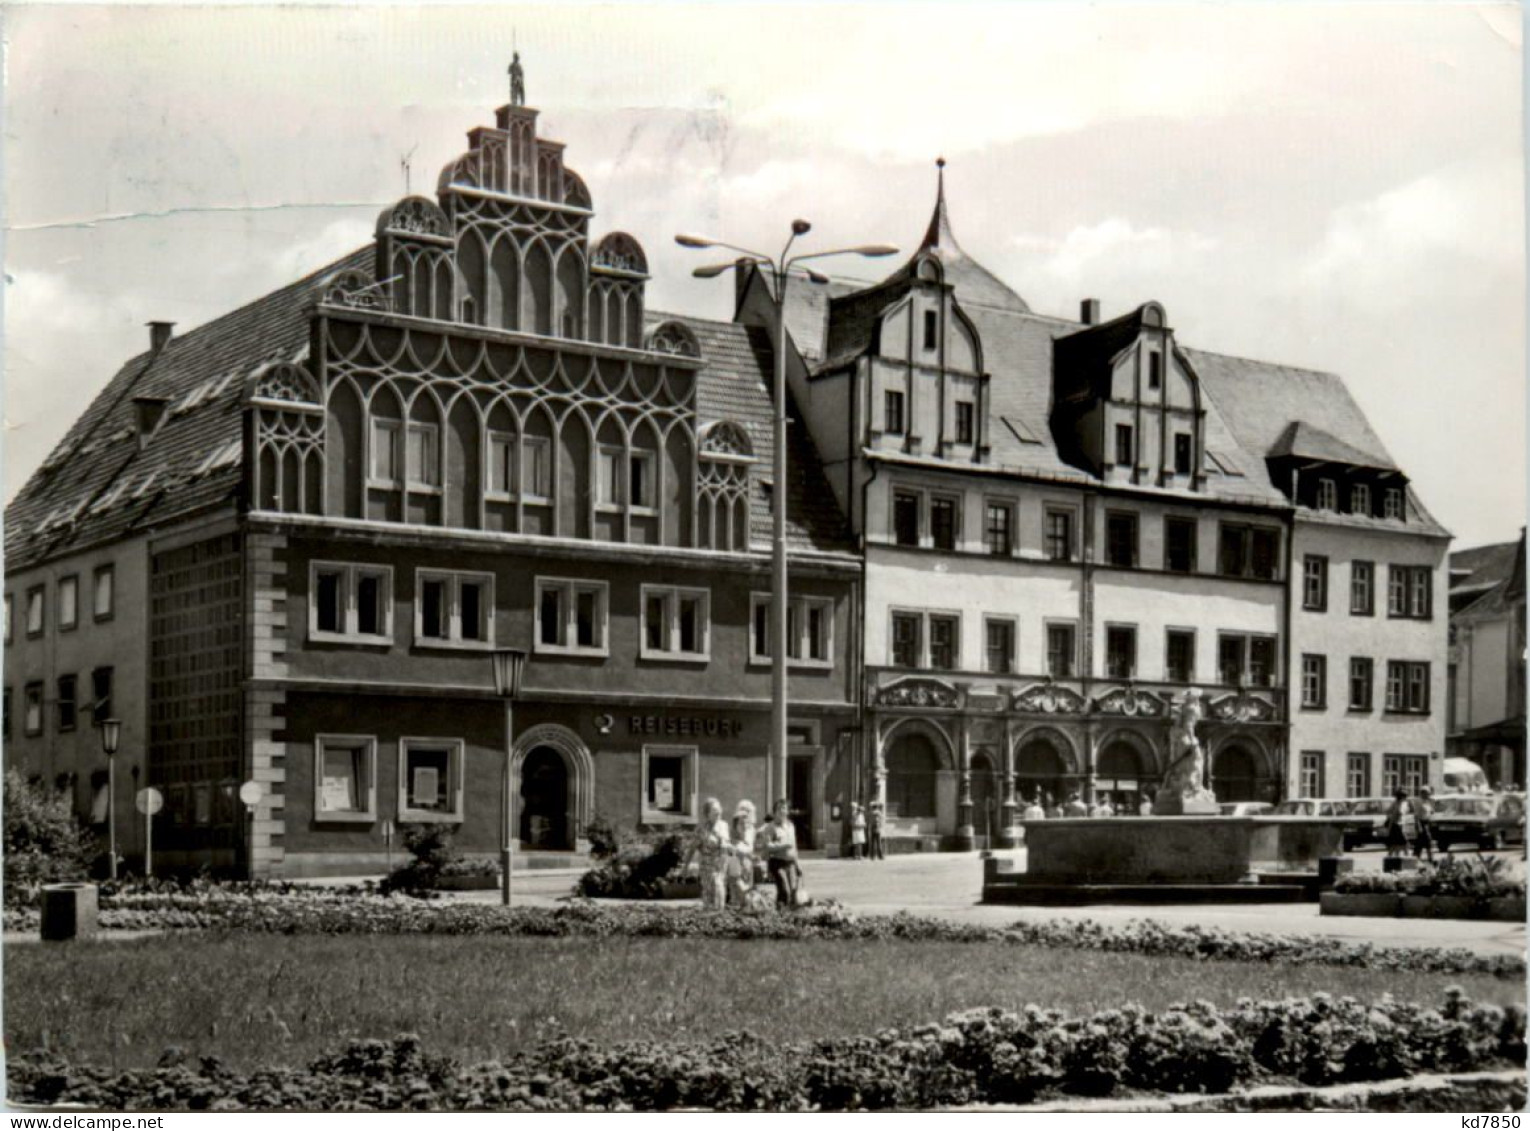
left=5, top=890, right=1523, bottom=980
left=9, top=989, right=1523, bottom=1111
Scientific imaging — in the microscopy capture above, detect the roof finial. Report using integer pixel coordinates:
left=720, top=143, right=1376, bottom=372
left=921, top=157, right=954, bottom=251
left=509, top=50, right=526, bottom=107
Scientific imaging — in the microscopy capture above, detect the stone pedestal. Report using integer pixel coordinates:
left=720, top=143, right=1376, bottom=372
left=1153, top=791, right=1219, bottom=816
left=40, top=882, right=98, bottom=942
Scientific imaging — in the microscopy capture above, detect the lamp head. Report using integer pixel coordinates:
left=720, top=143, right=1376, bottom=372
left=791, top=219, right=812, bottom=236
left=100, top=717, right=122, bottom=757
left=692, top=263, right=733, bottom=279
left=674, top=233, right=716, bottom=249
left=804, top=268, right=830, bottom=285
left=491, top=649, right=528, bottom=699
left=856, top=244, right=900, bottom=257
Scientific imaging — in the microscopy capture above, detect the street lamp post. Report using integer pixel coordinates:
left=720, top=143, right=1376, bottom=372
left=676, top=227, right=897, bottom=808
left=491, top=648, right=528, bottom=907
left=100, top=718, right=122, bottom=880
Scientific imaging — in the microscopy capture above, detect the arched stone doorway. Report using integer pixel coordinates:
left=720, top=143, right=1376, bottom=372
left=1096, top=739, right=1147, bottom=811
left=970, top=751, right=1000, bottom=844
left=1014, top=731, right=1073, bottom=810
left=510, top=724, right=595, bottom=852
left=885, top=732, right=940, bottom=819
left=1212, top=744, right=1260, bottom=803
left=520, top=746, right=570, bottom=849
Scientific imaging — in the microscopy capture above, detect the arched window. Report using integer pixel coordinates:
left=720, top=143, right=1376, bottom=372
left=886, top=732, right=940, bottom=817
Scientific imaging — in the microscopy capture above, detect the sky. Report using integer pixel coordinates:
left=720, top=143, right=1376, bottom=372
left=3, top=2, right=1524, bottom=549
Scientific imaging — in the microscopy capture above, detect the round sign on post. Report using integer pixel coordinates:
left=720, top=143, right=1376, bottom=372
left=238, top=781, right=264, bottom=808
left=135, top=787, right=164, bottom=816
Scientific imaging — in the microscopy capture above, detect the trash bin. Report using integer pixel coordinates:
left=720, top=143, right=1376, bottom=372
left=1318, top=856, right=1354, bottom=887
left=40, top=882, right=99, bottom=942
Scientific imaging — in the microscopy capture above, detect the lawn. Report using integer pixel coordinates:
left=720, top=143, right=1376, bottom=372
left=7, top=932, right=1519, bottom=1072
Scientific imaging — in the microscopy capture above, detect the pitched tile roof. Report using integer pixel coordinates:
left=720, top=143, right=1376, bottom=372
left=649, top=312, right=853, bottom=556
left=5, top=246, right=374, bottom=572
left=1267, top=421, right=1399, bottom=470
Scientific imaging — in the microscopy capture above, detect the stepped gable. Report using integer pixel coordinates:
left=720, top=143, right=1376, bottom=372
left=5, top=246, right=374, bottom=571
left=649, top=312, right=852, bottom=555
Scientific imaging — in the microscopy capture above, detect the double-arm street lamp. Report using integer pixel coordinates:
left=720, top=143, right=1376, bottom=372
left=99, top=717, right=122, bottom=880
left=676, top=224, right=897, bottom=808
left=491, top=648, right=528, bottom=906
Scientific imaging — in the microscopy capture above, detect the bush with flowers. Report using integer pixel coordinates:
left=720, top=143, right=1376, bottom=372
left=7, top=988, right=1522, bottom=1110
left=1334, top=855, right=1525, bottom=902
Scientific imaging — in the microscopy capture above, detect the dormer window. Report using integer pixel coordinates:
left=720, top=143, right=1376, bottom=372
left=1173, top=434, right=1192, bottom=475
left=1316, top=478, right=1337, bottom=511
left=1114, top=424, right=1133, bottom=467
left=1148, top=352, right=1162, bottom=390
left=922, top=310, right=937, bottom=351
left=1350, top=484, right=1371, bottom=515
left=884, top=390, right=905, bottom=436
left=1384, top=488, right=1404, bottom=520
left=954, top=401, right=974, bottom=445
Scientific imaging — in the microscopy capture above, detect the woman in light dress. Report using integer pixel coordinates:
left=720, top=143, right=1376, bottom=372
left=726, top=800, right=758, bottom=907
left=683, top=797, right=731, bottom=910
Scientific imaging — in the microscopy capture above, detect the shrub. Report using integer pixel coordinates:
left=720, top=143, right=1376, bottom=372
left=3, top=770, right=93, bottom=907
left=8, top=990, right=1521, bottom=1110
left=378, top=826, right=494, bottom=897
left=581, top=815, right=622, bottom=861
left=1334, top=856, right=1525, bottom=902
left=575, top=832, right=688, bottom=899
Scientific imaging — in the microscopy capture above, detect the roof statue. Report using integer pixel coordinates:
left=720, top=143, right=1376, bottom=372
left=509, top=52, right=525, bottom=107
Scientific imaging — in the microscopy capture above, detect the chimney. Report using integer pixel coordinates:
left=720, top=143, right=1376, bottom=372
left=147, top=321, right=175, bottom=355
left=132, top=396, right=169, bottom=446
left=1080, top=299, right=1100, bottom=326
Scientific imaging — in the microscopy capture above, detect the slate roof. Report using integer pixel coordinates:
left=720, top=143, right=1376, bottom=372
left=5, top=246, right=374, bottom=573
left=1452, top=532, right=1526, bottom=620
left=1267, top=421, right=1398, bottom=471
left=648, top=313, right=853, bottom=556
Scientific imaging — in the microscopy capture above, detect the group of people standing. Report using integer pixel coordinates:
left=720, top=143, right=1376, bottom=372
left=845, top=800, right=886, bottom=860
left=684, top=797, right=802, bottom=911
left=1384, top=785, right=1437, bottom=862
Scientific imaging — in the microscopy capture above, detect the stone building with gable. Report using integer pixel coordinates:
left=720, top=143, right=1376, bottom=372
left=5, top=78, right=860, bottom=876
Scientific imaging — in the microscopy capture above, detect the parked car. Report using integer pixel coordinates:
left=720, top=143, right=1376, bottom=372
left=1341, top=797, right=1395, bottom=849
left=1271, top=798, right=1352, bottom=818
left=1431, top=792, right=1526, bottom=851
left=1218, top=801, right=1273, bottom=817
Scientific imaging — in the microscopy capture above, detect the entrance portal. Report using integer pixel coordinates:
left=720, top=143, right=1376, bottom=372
left=970, top=752, right=999, bottom=846
left=1015, top=738, right=1070, bottom=810
left=885, top=733, right=939, bottom=818
left=520, top=746, right=570, bottom=849
left=1096, top=741, right=1145, bottom=812
left=1212, top=745, right=1261, bottom=802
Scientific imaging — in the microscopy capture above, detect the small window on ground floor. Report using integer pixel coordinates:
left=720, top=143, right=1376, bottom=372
left=398, top=738, right=464, bottom=822
left=642, top=745, right=698, bottom=823
left=315, top=735, right=377, bottom=822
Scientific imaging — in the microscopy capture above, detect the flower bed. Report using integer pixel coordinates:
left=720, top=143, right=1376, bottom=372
left=1326, top=857, right=1527, bottom=920
left=4, top=889, right=1522, bottom=980
left=8, top=989, right=1522, bottom=1111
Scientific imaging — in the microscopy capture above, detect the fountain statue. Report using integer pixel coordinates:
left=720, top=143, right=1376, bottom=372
left=1153, top=691, right=1219, bottom=815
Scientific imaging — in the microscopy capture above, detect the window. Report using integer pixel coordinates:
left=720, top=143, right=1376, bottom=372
left=1301, top=654, right=1327, bottom=708
left=1173, top=433, right=1192, bottom=475
left=1105, top=625, right=1137, bottom=680
left=884, top=389, right=905, bottom=435
left=23, top=682, right=42, bottom=736
left=535, top=578, right=608, bottom=655
left=892, top=491, right=920, bottom=546
left=1046, top=622, right=1076, bottom=679
left=1349, top=657, right=1374, bottom=711
left=1300, top=751, right=1325, bottom=798
left=1350, top=484, right=1371, bottom=515
left=1383, top=488, right=1404, bottom=520
left=1346, top=753, right=1371, bottom=798
left=406, top=423, right=440, bottom=488
left=984, top=617, right=1015, bottom=674
left=930, top=496, right=958, bottom=551
left=984, top=501, right=1013, bottom=556
left=1114, top=423, right=1134, bottom=467
left=1383, top=754, right=1427, bottom=796
left=750, top=594, right=834, bottom=666
left=310, top=562, right=393, bottom=643
left=629, top=451, right=655, bottom=510
left=642, top=586, right=710, bottom=660
left=1302, top=555, right=1328, bottom=611
left=522, top=437, right=551, bottom=500
left=370, top=418, right=401, bottom=483
left=1219, top=634, right=1277, bottom=686
left=928, top=614, right=959, bottom=670
left=597, top=446, right=624, bottom=507
left=1387, top=565, right=1432, bottom=619
left=954, top=401, right=974, bottom=445
left=891, top=612, right=922, bottom=667
left=1218, top=524, right=1279, bottom=580
left=1386, top=661, right=1431, bottom=714
left=398, top=738, right=464, bottom=822
left=57, top=576, right=78, bottom=631
left=642, top=745, right=698, bottom=822
left=56, top=674, right=77, bottom=732
left=314, top=736, right=377, bottom=822
left=922, top=309, right=937, bottom=351
left=25, top=586, right=44, bottom=638
left=1166, top=629, right=1195, bottom=682
left=1105, top=512, right=1137, bottom=568
left=1351, top=560, right=1374, bottom=616
left=1164, top=517, right=1196, bottom=573
left=487, top=431, right=517, bottom=497
left=91, top=564, right=116, bottom=623
left=90, top=667, right=113, bottom=725
left=1045, top=508, right=1074, bottom=562
left=415, top=570, right=492, bottom=647
left=1316, top=478, right=1337, bottom=511
left=1148, top=352, right=1163, bottom=390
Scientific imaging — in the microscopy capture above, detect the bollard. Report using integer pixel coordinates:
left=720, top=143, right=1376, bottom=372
left=40, top=882, right=99, bottom=942
left=1318, top=856, right=1355, bottom=887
